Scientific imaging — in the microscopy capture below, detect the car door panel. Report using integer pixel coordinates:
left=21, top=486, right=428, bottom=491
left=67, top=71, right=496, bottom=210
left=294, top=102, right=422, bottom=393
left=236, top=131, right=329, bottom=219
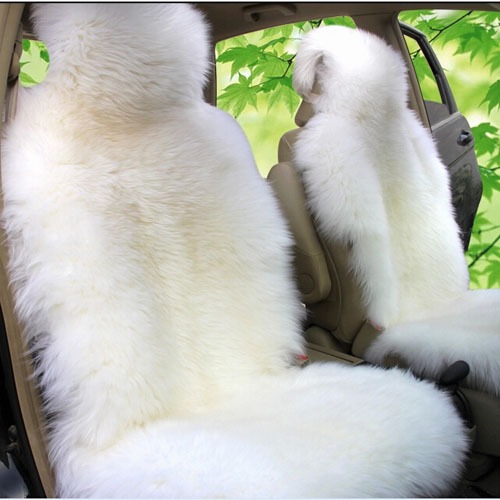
left=401, top=22, right=482, bottom=250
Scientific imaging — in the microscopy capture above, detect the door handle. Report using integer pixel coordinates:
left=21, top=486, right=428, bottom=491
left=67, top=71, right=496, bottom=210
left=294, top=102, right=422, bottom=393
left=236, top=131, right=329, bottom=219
left=458, top=130, right=473, bottom=146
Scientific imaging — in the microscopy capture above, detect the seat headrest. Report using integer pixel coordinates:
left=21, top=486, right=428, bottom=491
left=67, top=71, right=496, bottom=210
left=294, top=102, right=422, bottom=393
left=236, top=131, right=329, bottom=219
left=295, top=100, right=314, bottom=127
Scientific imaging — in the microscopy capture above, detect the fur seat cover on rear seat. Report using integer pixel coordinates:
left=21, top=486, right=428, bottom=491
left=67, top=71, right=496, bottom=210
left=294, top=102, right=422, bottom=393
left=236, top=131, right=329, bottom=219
left=293, top=25, right=500, bottom=397
left=2, top=4, right=468, bottom=497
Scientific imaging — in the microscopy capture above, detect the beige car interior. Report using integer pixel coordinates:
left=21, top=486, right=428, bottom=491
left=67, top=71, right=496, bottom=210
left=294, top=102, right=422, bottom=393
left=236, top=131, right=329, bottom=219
left=268, top=95, right=500, bottom=494
left=0, top=1, right=498, bottom=497
left=269, top=100, right=382, bottom=361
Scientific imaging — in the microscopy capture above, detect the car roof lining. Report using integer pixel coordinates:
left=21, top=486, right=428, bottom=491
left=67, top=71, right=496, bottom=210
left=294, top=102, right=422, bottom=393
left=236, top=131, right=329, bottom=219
left=21, top=2, right=498, bottom=42
left=194, top=2, right=497, bottom=42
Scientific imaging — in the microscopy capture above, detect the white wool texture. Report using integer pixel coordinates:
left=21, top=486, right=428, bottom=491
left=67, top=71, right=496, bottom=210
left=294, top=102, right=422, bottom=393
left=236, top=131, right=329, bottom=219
left=293, top=25, right=500, bottom=396
left=2, top=6, right=468, bottom=497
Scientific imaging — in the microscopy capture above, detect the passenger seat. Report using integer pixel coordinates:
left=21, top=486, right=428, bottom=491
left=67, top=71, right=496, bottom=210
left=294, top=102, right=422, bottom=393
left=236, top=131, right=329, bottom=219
left=267, top=49, right=500, bottom=493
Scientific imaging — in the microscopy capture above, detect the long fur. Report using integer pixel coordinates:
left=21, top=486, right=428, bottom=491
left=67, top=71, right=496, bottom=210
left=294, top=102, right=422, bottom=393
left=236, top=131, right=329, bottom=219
left=2, top=5, right=468, bottom=496
left=293, top=26, right=500, bottom=396
left=366, top=289, right=500, bottom=396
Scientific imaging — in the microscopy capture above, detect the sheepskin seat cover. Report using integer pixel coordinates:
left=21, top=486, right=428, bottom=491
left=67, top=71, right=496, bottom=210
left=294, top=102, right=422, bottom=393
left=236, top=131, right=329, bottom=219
left=2, top=4, right=468, bottom=497
left=293, top=25, right=500, bottom=397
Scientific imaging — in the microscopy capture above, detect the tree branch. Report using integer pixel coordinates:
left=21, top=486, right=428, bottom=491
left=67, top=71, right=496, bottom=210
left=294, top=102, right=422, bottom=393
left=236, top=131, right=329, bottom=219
left=468, top=231, right=500, bottom=268
left=408, top=11, right=473, bottom=60
left=426, top=11, right=473, bottom=45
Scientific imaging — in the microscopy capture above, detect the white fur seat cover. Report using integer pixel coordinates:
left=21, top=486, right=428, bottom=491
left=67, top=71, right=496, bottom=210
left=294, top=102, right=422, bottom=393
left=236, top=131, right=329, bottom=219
left=293, top=25, right=500, bottom=396
left=2, top=5, right=468, bottom=497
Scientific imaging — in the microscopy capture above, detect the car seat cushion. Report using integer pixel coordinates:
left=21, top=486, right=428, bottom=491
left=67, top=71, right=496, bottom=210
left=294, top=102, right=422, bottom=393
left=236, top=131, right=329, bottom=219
left=53, top=363, right=468, bottom=498
left=365, top=289, right=500, bottom=397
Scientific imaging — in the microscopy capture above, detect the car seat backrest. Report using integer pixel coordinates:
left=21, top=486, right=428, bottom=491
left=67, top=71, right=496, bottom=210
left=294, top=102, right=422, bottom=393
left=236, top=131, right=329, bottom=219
left=1, top=3, right=306, bottom=488
left=270, top=25, right=474, bottom=354
left=269, top=100, right=378, bottom=356
left=291, top=26, right=470, bottom=331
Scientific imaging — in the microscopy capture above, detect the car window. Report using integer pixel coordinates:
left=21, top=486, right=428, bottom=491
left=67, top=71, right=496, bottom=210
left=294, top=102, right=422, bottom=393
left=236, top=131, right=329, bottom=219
left=215, top=17, right=356, bottom=177
left=401, top=24, right=455, bottom=127
left=399, top=10, right=500, bottom=289
left=19, top=39, right=49, bottom=87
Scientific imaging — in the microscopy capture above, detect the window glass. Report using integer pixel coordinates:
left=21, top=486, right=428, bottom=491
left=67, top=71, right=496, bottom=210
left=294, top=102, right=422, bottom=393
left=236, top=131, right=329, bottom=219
left=399, top=10, right=498, bottom=133
left=19, top=39, right=49, bottom=86
left=400, top=10, right=500, bottom=289
left=215, top=17, right=356, bottom=177
left=403, top=34, right=442, bottom=105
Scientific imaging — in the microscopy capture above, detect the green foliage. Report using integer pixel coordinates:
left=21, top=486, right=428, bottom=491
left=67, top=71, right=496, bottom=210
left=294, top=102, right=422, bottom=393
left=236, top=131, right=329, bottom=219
left=468, top=119, right=500, bottom=287
left=482, top=80, right=500, bottom=113
left=467, top=212, right=500, bottom=287
left=216, top=17, right=355, bottom=118
left=398, top=10, right=500, bottom=288
left=19, top=39, right=49, bottom=87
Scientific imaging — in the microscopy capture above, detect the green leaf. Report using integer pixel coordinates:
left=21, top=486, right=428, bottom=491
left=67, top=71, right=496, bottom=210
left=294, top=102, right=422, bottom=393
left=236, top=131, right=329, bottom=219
left=472, top=122, right=499, bottom=160
left=259, top=37, right=288, bottom=51
left=485, top=47, right=500, bottom=73
left=261, top=24, right=296, bottom=41
left=266, top=79, right=300, bottom=115
left=252, top=55, right=288, bottom=80
left=261, top=27, right=281, bottom=39
left=412, top=52, right=435, bottom=83
left=19, top=72, right=38, bottom=86
left=480, top=167, right=500, bottom=202
left=278, top=23, right=294, bottom=39
left=486, top=260, right=500, bottom=287
left=480, top=79, right=500, bottom=113
left=473, top=211, right=492, bottom=228
left=487, top=273, right=500, bottom=288
left=217, top=76, right=258, bottom=117
left=217, top=44, right=263, bottom=78
left=40, top=48, right=50, bottom=63
left=322, top=16, right=356, bottom=28
left=453, top=24, right=493, bottom=62
left=260, top=77, right=281, bottom=93
left=22, top=39, right=31, bottom=52
left=399, top=10, right=435, bottom=25
left=293, top=21, right=310, bottom=32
